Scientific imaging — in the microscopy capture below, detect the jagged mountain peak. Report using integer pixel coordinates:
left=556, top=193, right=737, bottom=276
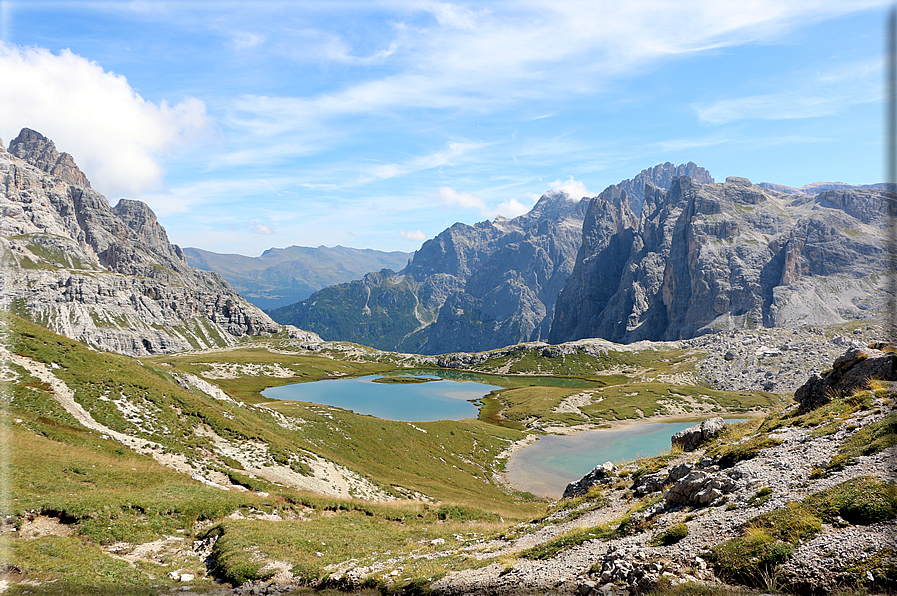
left=1, top=130, right=284, bottom=355
left=525, top=190, right=588, bottom=221
left=111, top=198, right=178, bottom=257
left=618, top=161, right=714, bottom=216
left=8, top=127, right=91, bottom=188
left=550, top=173, right=887, bottom=345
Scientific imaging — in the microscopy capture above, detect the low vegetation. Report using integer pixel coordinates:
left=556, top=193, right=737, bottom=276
left=9, top=311, right=881, bottom=594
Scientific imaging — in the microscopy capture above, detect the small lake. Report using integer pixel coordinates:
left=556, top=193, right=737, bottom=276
left=261, top=372, right=502, bottom=421
left=506, top=419, right=747, bottom=498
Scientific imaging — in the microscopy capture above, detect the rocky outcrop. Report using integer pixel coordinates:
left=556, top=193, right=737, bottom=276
left=663, top=469, right=736, bottom=506
left=550, top=175, right=887, bottom=345
left=0, top=128, right=282, bottom=355
left=670, top=417, right=725, bottom=451
left=615, top=161, right=713, bottom=216
left=795, top=346, right=897, bottom=413
left=562, top=461, right=615, bottom=499
left=7, top=128, right=91, bottom=188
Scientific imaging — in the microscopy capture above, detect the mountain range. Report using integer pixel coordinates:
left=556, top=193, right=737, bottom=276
left=549, top=175, right=887, bottom=343
left=183, top=245, right=412, bottom=310
left=267, top=163, right=714, bottom=354
left=0, top=129, right=887, bottom=360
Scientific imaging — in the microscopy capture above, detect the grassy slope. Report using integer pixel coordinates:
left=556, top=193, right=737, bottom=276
left=2, top=313, right=784, bottom=593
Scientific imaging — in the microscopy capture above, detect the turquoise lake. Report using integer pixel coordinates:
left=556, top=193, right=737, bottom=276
left=263, top=372, right=746, bottom=498
left=261, top=372, right=503, bottom=421
left=506, top=420, right=746, bottom=498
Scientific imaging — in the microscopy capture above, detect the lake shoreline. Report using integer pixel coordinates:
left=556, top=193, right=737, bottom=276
left=497, top=410, right=764, bottom=498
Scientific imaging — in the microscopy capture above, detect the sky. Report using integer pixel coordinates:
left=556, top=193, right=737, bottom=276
left=0, top=1, right=891, bottom=256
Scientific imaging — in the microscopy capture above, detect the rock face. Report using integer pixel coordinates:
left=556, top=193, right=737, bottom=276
left=794, top=346, right=897, bottom=413
left=550, top=175, right=888, bottom=345
left=0, top=128, right=283, bottom=355
left=270, top=163, right=706, bottom=355
left=615, top=161, right=713, bottom=216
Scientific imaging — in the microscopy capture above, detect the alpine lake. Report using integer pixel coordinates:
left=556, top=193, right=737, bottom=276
left=262, top=371, right=739, bottom=497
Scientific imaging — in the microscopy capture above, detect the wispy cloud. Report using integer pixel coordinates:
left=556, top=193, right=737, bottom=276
left=693, top=58, right=881, bottom=125
left=218, top=1, right=888, bottom=155
left=695, top=93, right=847, bottom=124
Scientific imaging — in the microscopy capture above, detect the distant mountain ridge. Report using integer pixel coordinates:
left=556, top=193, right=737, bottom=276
left=0, top=128, right=288, bottom=355
left=184, top=245, right=412, bottom=309
left=268, top=191, right=588, bottom=353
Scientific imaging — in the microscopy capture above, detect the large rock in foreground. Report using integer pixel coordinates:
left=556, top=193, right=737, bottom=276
left=671, top=417, right=725, bottom=451
left=795, top=346, right=897, bottom=413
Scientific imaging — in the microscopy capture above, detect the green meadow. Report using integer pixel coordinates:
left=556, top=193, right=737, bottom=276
left=1, top=313, right=781, bottom=591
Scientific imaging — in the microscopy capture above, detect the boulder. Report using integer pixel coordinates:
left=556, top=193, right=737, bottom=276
left=794, top=347, right=897, bottom=413
left=664, top=470, right=735, bottom=506
left=563, top=461, right=615, bottom=499
left=670, top=417, right=725, bottom=451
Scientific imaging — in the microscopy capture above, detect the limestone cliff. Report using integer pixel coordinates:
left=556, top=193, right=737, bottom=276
left=270, top=163, right=715, bottom=355
left=550, top=175, right=887, bottom=344
left=0, top=128, right=282, bottom=355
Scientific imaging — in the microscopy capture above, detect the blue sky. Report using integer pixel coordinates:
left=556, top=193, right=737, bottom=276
left=0, top=1, right=889, bottom=256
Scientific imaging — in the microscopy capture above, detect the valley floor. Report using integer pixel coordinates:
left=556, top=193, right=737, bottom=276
left=1, top=314, right=894, bottom=595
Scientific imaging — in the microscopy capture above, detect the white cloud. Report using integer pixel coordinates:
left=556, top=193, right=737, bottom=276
left=434, top=185, right=537, bottom=219
left=434, top=186, right=485, bottom=210
left=400, top=229, right=427, bottom=241
left=0, top=42, right=212, bottom=199
left=485, top=198, right=532, bottom=219
left=548, top=176, right=591, bottom=199
left=248, top=221, right=276, bottom=235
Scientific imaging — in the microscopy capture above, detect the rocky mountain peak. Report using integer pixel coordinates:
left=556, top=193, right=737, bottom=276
left=8, top=128, right=91, bottom=188
left=550, top=172, right=887, bottom=345
left=1, top=129, right=282, bottom=355
left=618, top=161, right=714, bottom=216
left=112, top=198, right=181, bottom=259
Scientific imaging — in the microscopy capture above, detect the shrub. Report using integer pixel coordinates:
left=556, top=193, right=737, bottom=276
left=650, top=522, right=688, bottom=546
left=803, top=477, right=897, bottom=525
left=710, top=527, right=793, bottom=586
left=828, top=414, right=897, bottom=471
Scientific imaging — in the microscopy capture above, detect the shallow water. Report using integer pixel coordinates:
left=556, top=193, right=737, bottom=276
left=261, top=372, right=501, bottom=421
left=506, top=420, right=746, bottom=498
